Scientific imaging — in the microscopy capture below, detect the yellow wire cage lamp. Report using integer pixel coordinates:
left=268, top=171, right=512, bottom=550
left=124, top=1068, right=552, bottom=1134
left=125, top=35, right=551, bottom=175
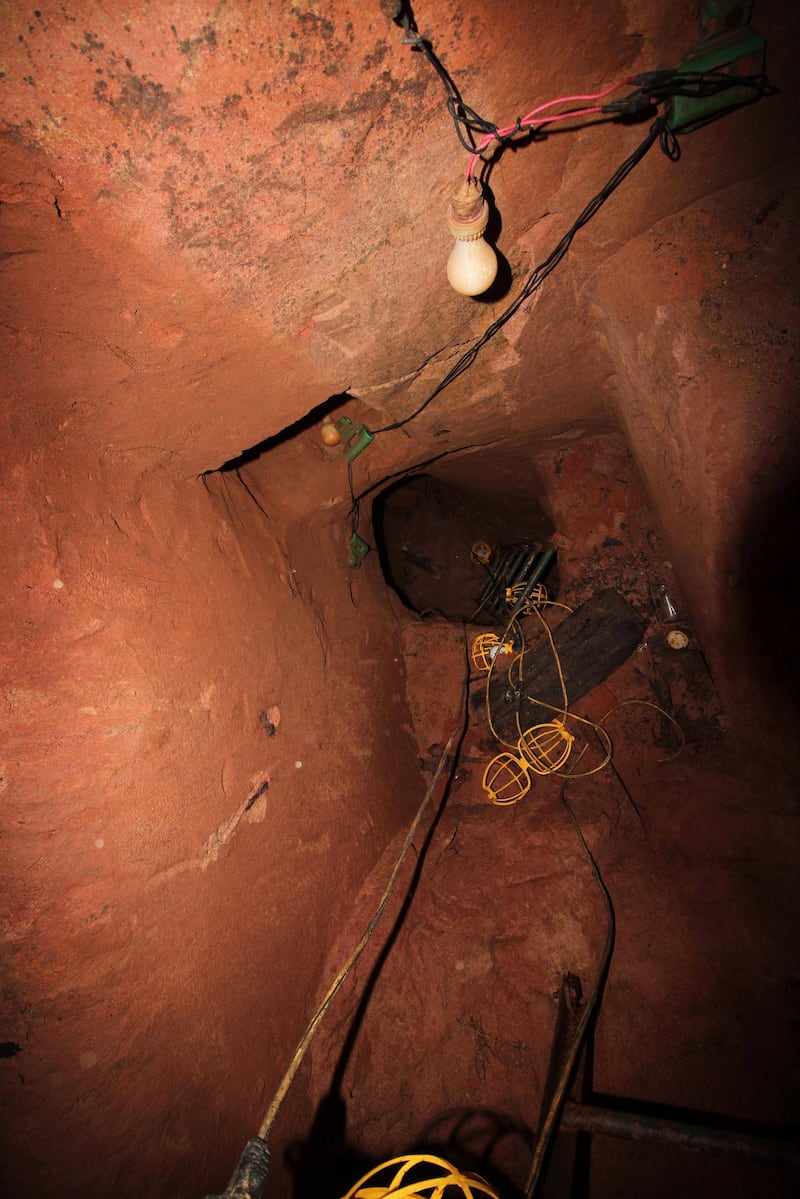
left=471, top=633, right=512, bottom=673
left=482, top=750, right=531, bottom=806
left=505, top=582, right=548, bottom=614
left=518, top=720, right=574, bottom=776
left=342, top=1154, right=501, bottom=1199
left=470, top=540, right=492, bottom=565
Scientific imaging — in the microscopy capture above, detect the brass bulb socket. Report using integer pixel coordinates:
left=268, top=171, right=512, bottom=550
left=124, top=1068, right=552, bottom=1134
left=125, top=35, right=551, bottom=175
left=447, top=179, right=489, bottom=241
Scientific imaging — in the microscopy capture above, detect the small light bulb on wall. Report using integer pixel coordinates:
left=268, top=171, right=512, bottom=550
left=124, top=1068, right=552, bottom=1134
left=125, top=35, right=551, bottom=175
left=320, top=416, right=341, bottom=446
left=446, top=179, right=498, bottom=297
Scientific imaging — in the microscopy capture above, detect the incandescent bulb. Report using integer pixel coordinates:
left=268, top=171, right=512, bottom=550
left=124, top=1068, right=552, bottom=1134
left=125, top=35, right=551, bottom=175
left=320, top=416, right=341, bottom=446
left=447, top=235, right=498, bottom=296
left=446, top=177, right=498, bottom=298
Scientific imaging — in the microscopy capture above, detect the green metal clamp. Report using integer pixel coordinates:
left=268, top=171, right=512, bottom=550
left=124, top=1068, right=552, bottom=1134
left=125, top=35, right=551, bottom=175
left=670, top=27, right=766, bottom=131
left=336, top=416, right=374, bottom=462
left=348, top=534, right=370, bottom=569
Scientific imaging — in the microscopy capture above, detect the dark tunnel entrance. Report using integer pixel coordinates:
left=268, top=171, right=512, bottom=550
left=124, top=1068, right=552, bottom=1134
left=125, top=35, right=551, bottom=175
left=372, top=471, right=556, bottom=622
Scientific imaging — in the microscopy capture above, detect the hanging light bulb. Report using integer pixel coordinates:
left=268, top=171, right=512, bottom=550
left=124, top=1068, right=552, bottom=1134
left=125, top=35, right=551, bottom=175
left=446, top=179, right=498, bottom=296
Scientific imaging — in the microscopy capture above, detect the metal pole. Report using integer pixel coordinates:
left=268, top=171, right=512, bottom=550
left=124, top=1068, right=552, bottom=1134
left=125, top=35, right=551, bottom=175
left=560, top=1101, right=800, bottom=1174
left=508, top=549, right=556, bottom=620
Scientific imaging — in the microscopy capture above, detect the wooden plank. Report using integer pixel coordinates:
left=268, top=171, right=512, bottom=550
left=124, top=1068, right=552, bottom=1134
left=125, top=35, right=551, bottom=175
left=486, top=588, right=647, bottom=741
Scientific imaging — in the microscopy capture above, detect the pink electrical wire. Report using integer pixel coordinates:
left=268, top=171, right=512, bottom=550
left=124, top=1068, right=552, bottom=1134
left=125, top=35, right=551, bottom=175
left=465, top=77, right=634, bottom=180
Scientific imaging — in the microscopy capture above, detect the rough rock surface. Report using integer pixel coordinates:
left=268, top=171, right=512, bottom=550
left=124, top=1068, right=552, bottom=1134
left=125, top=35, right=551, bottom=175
left=1, top=2, right=798, bottom=1197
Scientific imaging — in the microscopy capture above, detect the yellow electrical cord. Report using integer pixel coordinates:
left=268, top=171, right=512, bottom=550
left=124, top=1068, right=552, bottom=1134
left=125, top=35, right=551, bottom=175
left=519, top=608, right=615, bottom=777
left=482, top=602, right=681, bottom=801
left=484, top=600, right=575, bottom=751
left=600, top=697, right=685, bottom=762
left=484, top=613, right=523, bottom=751
left=257, top=678, right=468, bottom=1142
left=499, top=610, right=611, bottom=781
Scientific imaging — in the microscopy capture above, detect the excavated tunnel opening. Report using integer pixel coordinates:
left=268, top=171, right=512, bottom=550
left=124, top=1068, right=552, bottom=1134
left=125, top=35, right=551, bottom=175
left=370, top=433, right=686, bottom=649
left=4, top=3, right=799, bottom=1199
left=372, top=471, right=556, bottom=622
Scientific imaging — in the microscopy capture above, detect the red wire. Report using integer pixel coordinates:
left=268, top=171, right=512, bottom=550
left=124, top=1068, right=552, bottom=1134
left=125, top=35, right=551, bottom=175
left=465, top=77, right=633, bottom=180
left=521, top=104, right=603, bottom=126
left=521, top=78, right=633, bottom=121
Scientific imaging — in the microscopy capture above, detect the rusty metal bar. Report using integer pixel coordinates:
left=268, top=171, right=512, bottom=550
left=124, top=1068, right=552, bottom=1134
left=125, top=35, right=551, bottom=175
left=560, top=1101, right=800, bottom=1174
left=536, top=974, right=583, bottom=1134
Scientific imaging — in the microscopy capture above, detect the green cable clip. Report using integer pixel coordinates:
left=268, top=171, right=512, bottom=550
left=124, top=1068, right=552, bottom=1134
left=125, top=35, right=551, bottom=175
left=348, top=533, right=370, bottom=569
left=336, top=416, right=374, bottom=462
left=670, top=29, right=766, bottom=130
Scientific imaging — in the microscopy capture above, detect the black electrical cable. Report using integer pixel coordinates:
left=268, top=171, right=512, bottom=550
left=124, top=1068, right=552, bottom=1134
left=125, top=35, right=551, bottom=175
left=369, top=114, right=676, bottom=441
left=356, top=7, right=770, bottom=549
left=389, top=7, right=768, bottom=164
left=603, top=69, right=770, bottom=119
left=394, top=2, right=500, bottom=152
left=347, top=114, right=677, bottom=541
left=630, top=67, right=768, bottom=99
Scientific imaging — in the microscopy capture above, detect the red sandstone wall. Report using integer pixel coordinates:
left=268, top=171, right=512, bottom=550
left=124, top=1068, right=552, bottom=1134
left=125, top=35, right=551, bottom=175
left=3, top=445, right=424, bottom=1196
left=596, top=165, right=799, bottom=751
left=2, top=1, right=797, bottom=1196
